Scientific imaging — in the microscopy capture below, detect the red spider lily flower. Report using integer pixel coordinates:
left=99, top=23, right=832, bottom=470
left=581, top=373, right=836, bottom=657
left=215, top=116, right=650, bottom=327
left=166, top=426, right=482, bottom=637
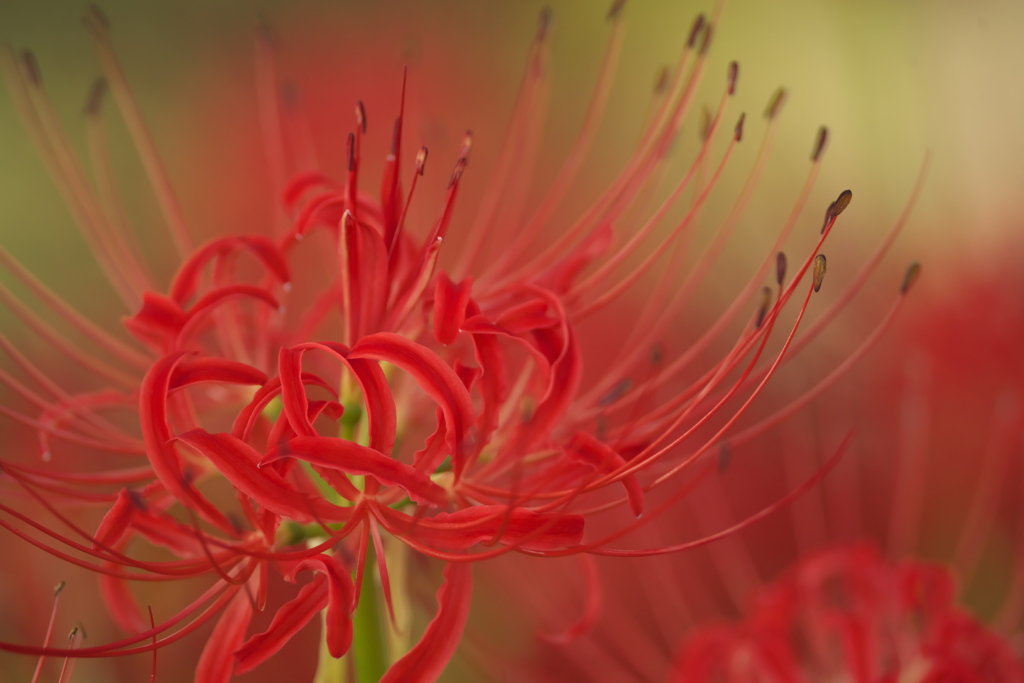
left=0, top=2, right=924, bottom=681
left=672, top=545, right=1023, bottom=682
left=469, top=249, right=1024, bottom=682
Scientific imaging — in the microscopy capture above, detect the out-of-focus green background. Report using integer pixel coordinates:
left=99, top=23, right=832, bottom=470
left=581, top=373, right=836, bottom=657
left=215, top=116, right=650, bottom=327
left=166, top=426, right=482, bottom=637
left=0, top=0, right=1021, bottom=681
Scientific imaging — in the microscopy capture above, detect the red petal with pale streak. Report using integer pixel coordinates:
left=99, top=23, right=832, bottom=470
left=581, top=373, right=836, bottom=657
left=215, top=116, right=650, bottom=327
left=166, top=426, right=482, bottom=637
left=266, top=436, right=449, bottom=507
left=432, top=274, right=472, bottom=345
left=174, top=430, right=349, bottom=523
left=234, top=574, right=328, bottom=674
left=350, top=333, right=474, bottom=480
left=169, top=235, right=290, bottom=305
left=384, top=505, right=584, bottom=551
left=140, top=353, right=235, bottom=534
left=567, top=431, right=644, bottom=517
left=196, top=589, right=254, bottom=683
left=294, top=341, right=397, bottom=456
left=285, top=553, right=355, bottom=658
left=169, top=357, right=268, bottom=390
left=380, top=562, right=472, bottom=683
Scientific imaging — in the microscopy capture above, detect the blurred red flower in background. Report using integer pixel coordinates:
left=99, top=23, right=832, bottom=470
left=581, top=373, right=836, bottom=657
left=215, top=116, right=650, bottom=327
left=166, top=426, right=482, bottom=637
left=0, top=2, right=929, bottom=681
left=471, top=249, right=1024, bottom=681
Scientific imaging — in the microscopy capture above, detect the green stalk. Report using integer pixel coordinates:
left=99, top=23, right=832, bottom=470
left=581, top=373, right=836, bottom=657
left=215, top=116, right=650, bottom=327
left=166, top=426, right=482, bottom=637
left=352, top=545, right=388, bottom=683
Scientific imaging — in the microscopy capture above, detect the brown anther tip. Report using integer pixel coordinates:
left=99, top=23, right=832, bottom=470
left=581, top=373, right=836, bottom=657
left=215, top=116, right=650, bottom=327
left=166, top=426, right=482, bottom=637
left=812, top=126, right=829, bottom=162
left=901, top=262, right=922, bottom=294
left=346, top=132, right=356, bottom=172
left=812, top=254, right=827, bottom=292
left=821, top=200, right=836, bottom=234
left=699, top=106, right=712, bottom=142
left=832, top=189, right=853, bottom=217
left=607, top=0, right=627, bottom=21
left=448, top=158, right=467, bottom=188
left=83, top=5, right=111, bottom=31
left=83, top=77, right=107, bottom=116
left=20, top=51, right=41, bottom=86
left=54, top=581, right=66, bottom=596
left=764, top=88, right=787, bottom=120
left=415, top=146, right=428, bottom=175
left=654, top=65, right=670, bottom=95
left=755, top=286, right=772, bottom=328
left=775, top=252, right=787, bottom=286
left=699, top=25, right=714, bottom=55
left=687, top=14, right=706, bottom=48
left=536, top=7, right=552, bottom=43
left=734, top=112, right=746, bottom=142
left=727, top=61, right=738, bottom=96
left=355, top=101, right=367, bottom=134
left=68, top=626, right=79, bottom=640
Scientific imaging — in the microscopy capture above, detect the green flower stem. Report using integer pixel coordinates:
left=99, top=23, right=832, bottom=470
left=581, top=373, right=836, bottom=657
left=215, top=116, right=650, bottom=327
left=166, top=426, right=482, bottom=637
left=352, top=544, right=388, bottom=683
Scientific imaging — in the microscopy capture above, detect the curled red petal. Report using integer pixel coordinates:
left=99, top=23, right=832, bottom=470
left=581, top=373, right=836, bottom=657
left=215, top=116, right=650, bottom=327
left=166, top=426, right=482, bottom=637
left=169, top=235, right=290, bottom=305
left=93, top=489, right=136, bottom=549
left=169, top=357, right=268, bottom=390
left=176, top=284, right=280, bottom=347
left=140, top=353, right=235, bottom=534
left=231, top=373, right=336, bottom=441
left=493, top=298, right=557, bottom=333
left=234, top=574, right=328, bottom=674
left=266, top=436, right=449, bottom=507
left=412, top=408, right=448, bottom=474
left=350, top=333, right=475, bottom=480
left=173, top=430, right=348, bottom=523
left=380, top=562, right=472, bottom=683
left=567, top=431, right=644, bottom=517
left=292, top=341, right=397, bottom=456
left=285, top=553, right=355, bottom=658
left=123, top=292, right=186, bottom=350
left=283, top=171, right=339, bottom=210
